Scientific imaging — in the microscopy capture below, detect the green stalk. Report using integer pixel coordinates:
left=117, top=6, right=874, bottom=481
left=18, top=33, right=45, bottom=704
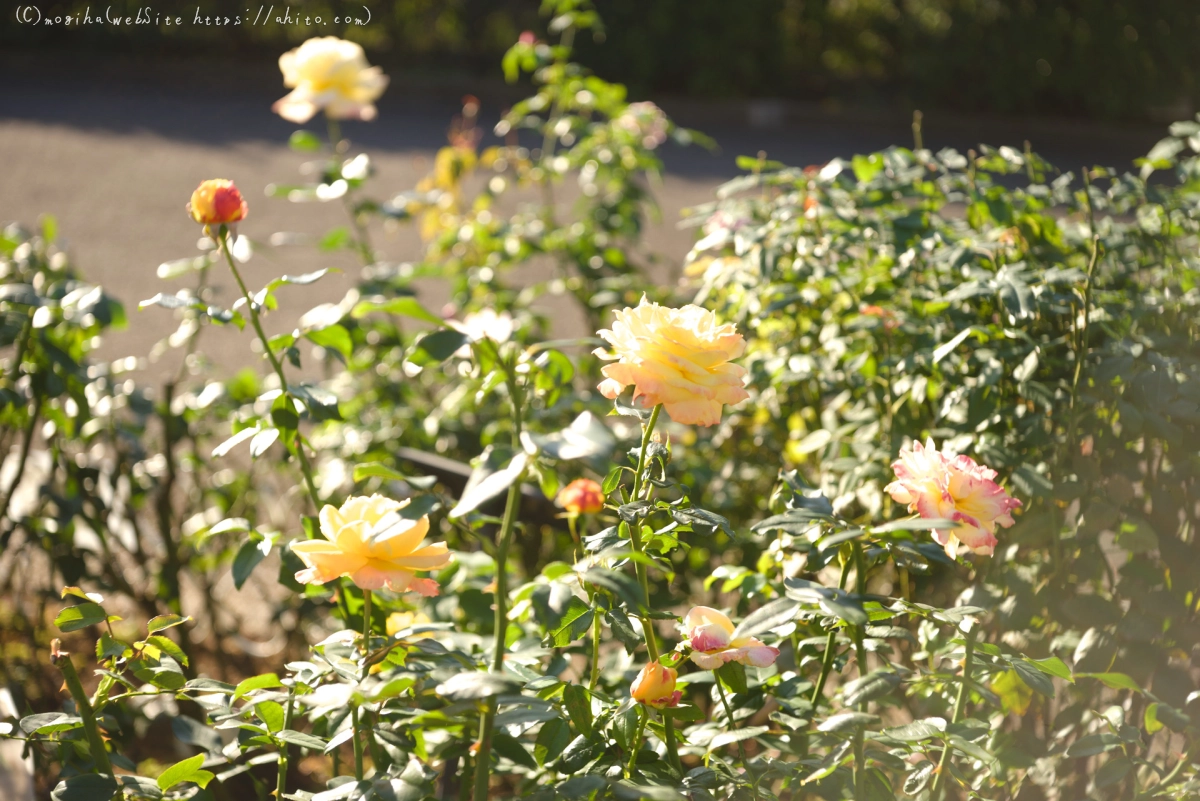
left=362, top=590, right=373, bottom=655
left=473, top=366, right=526, bottom=801
left=810, top=558, right=853, bottom=706
left=52, top=642, right=119, bottom=797
left=930, top=627, right=976, bottom=800
left=626, top=403, right=663, bottom=660
left=275, top=688, right=294, bottom=798
left=588, top=609, right=602, bottom=692
left=662, top=710, right=682, bottom=775
left=216, top=228, right=321, bottom=514
left=715, top=678, right=746, bottom=763
left=852, top=543, right=869, bottom=799
left=626, top=705, right=648, bottom=777
left=352, top=706, right=364, bottom=781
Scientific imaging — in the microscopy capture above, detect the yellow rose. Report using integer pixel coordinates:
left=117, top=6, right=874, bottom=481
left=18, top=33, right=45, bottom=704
left=595, top=297, right=749, bottom=426
left=681, top=606, right=780, bottom=669
left=630, top=662, right=681, bottom=709
left=291, top=495, right=451, bottom=594
left=555, top=478, right=605, bottom=515
left=187, top=179, right=247, bottom=226
left=273, top=37, right=389, bottom=124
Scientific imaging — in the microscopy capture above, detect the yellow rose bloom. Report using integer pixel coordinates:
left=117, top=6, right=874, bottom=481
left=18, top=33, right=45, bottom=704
left=630, top=662, right=681, bottom=709
left=272, top=37, right=389, bottom=124
left=291, top=495, right=451, bottom=595
left=187, top=179, right=247, bottom=226
left=595, top=297, right=749, bottom=426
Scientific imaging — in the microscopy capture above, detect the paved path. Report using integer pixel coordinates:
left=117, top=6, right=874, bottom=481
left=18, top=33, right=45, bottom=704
left=0, top=51, right=1167, bottom=376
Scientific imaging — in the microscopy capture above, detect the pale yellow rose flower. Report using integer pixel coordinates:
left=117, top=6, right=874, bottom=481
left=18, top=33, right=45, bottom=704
left=595, top=297, right=749, bottom=426
left=273, top=37, right=389, bottom=124
left=291, top=494, right=451, bottom=594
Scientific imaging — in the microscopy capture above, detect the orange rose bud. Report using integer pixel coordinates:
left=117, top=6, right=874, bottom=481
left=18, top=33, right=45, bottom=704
left=188, top=179, right=248, bottom=226
left=630, top=662, right=681, bottom=709
left=556, top=478, right=605, bottom=516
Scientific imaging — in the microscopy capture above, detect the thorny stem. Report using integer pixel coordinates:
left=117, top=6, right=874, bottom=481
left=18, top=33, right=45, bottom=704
left=930, top=626, right=976, bottom=800
left=473, top=358, right=526, bottom=801
left=852, top=543, right=869, bottom=799
left=589, top=606, right=602, bottom=692
left=352, top=705, right=364, bottom=781
left=216, top=227, right=321, bottom=514
left=810, top=557, right=853, bottom=706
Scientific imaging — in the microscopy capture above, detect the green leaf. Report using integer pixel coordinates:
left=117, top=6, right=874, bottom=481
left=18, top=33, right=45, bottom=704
left=1094, top=756, right=1132, bottom=788
left=436, top=672, right=521, bottom=701
left=232, top=537, right=271, bottom=590
left=534, top=717, right=572, bottom=765
left=147, top=614, right=188, bottom=634
left=407, top=329, right=470, bottom=366
left=1077, top=672, right=1142, bottom=693
left=54, top=602, right=106, bottom=632
left=606, top=608, right=642, bottom=654
left=145, top=635, right=188, bottom=667
left=1027, top=655, right=1072, bottom=682
left=351, top=296, right=443, bottom=326
left=52, top=774, right=118, bottom=801
left=933, top=327, right=975, bottom=364
left=233, top=672, right=281, bottom=700
left=157, top=753, right=214, bottom=790
left=715, top=661, right=748, bottom=695
left=732, top=598, right=800, bottom=639
left=708, top=725, right=769, bottom=753
left=817, top=712, right=880, bottom=732
left=562, top=685, right=593, bottom=738
left=305, top=324, right=353, bottom=360
left=289, top=130, right=322, bottom=152
left=1011, top=658, right=1055, bottom=698
left=276, top=729, right=328, bottom=751
left=881, top=720, right=941, bottom=742
left=493, top=732, right=538, bottom=769
left=449, top=451, right=528, bottom=519
left=842, top=671, right=902, bottom=707
left=549, top=597, right=594, bottom=647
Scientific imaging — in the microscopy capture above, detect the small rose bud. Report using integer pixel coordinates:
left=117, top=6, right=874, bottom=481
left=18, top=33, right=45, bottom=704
left=630, top=662, right=681, bottom=709
left=187, top=179, right=248, bottom=226
left=556, top=478, right=605, bottom=516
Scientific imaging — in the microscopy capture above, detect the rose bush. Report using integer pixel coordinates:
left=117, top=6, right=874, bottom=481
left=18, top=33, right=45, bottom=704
left=3, top=3, right=1200, bottom=801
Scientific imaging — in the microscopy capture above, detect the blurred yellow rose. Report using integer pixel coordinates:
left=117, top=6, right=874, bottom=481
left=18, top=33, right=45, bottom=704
left=291, top=495, right=451, bottom=594
left=556, top=478, right=605, bottom=515
left=273, top=37, right=389, bottom=124
left=595, top=297, right=749, bottom=427
left=630, top=662, right=681, bottom=709
left=386, top=610, right=432, bottom=638
left=187, top=179, right=247, bottom=226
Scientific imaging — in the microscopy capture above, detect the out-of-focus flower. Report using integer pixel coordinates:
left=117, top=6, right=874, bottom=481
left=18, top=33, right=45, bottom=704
left=386, top=610, right=432, bottom=638
left=681, top=606, right=780, bottom=670
left=859, top=303, right=900, bottom=331
left=630, top=662, right=681, bottom=709
left=273, top=37, right=388, bottom=123
left=595, top=297, right=749, bottom=427
left=614, top=101, right=669, bottom=150
left=448, top=308, right=515, bottom=356
left=556, top=478, right=605, bottom=515
left=884, top=439, right=1021, bottom=558
left=187, top=180, right=247, bottom=226
left=518, top=30, right=538, bottom=45
left=291, top=495, right=451, bottom=594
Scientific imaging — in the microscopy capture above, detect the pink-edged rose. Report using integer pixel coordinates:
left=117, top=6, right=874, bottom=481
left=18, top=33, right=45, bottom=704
left=884, top=438, right=1021, bottom=558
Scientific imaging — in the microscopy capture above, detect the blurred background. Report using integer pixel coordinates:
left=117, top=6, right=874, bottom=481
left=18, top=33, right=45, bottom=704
left=0, top=0, right=1188, bottom=360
